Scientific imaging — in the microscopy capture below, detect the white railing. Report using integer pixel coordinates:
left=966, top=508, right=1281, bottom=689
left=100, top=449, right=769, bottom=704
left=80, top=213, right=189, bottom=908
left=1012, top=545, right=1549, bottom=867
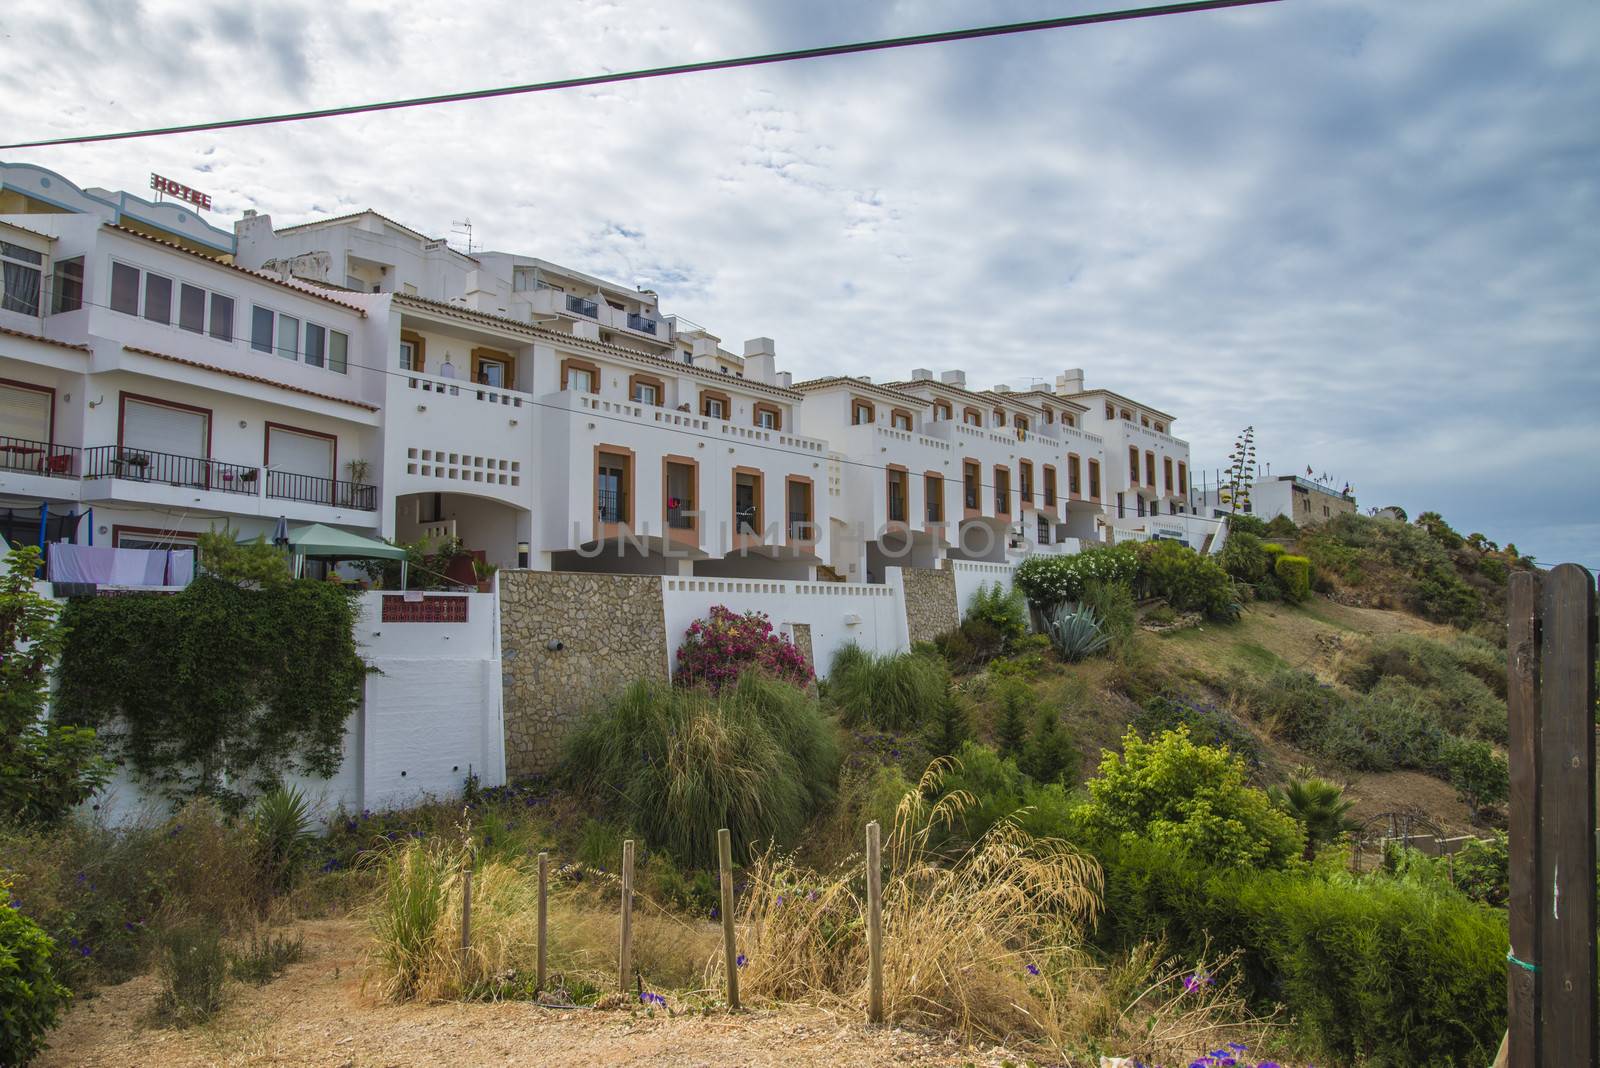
left=662, top=577, right=894, bottom=597
left=406, top=371, right=525, bottom=408
left=558, top=391, right=826, bottom=455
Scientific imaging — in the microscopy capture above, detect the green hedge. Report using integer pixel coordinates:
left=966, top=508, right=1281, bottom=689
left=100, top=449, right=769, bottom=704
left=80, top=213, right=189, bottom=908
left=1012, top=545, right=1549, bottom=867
left=1, top=903, right=70, bottom=1065
left=1274, top=554, right=1313, bottom=602
left=1093, top=838, right=1506, bottom=1067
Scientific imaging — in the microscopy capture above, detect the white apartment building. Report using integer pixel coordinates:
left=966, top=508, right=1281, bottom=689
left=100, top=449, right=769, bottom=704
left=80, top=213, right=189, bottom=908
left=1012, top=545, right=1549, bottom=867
left=2, top=160, right=1226, bottom=589
left=1196, top=473, right=1358, bottom=526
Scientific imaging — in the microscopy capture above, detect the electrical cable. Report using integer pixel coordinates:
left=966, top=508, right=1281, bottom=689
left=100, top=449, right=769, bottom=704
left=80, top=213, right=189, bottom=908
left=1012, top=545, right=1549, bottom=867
left=0, top=0, right=1283, bottom=150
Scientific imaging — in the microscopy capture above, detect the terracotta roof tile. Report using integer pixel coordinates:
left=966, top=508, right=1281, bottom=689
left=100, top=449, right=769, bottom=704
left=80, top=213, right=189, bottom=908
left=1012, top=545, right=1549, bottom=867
left=122, top=345, right=378, bottom=411
left=0, top=325, right=92, bottom=354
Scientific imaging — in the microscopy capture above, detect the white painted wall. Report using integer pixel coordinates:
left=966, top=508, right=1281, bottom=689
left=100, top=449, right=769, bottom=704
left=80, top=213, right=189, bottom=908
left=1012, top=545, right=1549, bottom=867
left=82, top=590, right=505, bottom=825
left=661, top=572, right=908, bottom=679
left=945, top=558, right=1021, bottom=619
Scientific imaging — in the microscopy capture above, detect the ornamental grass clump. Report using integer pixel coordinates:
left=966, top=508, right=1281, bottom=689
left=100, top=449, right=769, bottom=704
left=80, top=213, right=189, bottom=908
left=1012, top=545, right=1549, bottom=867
left=735, top=757, right=1103, bottom=1047
left=562, top=673, right=838, bottom=867
left=827, top=644, right=951, bottom=731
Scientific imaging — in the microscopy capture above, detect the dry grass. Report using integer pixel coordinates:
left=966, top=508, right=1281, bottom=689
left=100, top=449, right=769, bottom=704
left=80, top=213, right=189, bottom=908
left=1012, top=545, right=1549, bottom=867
left=734, top=757, right=1103, bottom=1049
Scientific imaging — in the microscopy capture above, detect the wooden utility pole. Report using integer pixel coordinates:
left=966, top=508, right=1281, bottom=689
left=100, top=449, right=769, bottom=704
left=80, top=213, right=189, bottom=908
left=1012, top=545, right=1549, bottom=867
left=618, top=840, right=635, bottom=993
left=536, top=851, right=549, bottom=992
left=718, top=828, right=740, bottom=1011
left=865, top=820, right=884, bottom=1025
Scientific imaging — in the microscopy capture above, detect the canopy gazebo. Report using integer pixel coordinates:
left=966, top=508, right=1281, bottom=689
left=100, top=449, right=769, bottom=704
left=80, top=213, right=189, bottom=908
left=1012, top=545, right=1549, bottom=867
left=282, top=522, right=411, bottom=588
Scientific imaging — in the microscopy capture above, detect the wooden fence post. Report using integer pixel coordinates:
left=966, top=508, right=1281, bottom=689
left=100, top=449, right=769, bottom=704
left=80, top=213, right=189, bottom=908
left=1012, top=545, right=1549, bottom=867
left=536, top=851, right=549, bottom=992
left=619, top=839, right=635, bottom=994
left=865, top=820, right=883, bottom=1025
left=460, top=864, right=473, bottom=974
left=718, top=828, right=740, bottom=1011
left=1536, top=565, right=1596, bottom=1062
left=1507, top=571, right=1541, bottom=1068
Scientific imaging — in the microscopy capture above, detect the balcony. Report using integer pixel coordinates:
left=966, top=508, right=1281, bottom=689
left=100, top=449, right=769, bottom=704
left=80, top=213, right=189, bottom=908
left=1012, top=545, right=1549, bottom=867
left=666, top=500, right=696, bottom=530
left=266, top=470, right=377, bottom=511
left=0, top=437, right=78, bottom=478
left=788, top=512, right=814, bottom=541
left=598, top=486, right=626, bottom=524
left=566, top=294, right=599, bottom=318
left=626, top=312, right=659, bottom=336
left=82, top=446, right=260, bottom=495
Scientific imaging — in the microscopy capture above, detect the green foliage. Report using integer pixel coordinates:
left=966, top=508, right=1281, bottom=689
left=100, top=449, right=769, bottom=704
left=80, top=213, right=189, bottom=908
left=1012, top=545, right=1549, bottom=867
left=561, top=673, right=839, bottom=866
left=1273, top=554, right=1313, bottom=602
left=1018, top=710, right=1077, bottom=784
left=56, top=576, right=368, bottom=811
left=963, top=581, right=1028, bottom=645
left=0, top=546, right=111, bottom=824
left=1132, top=695, right=1263, bottom=769
left=1338, top=633, right=1507, bottom=742
left=1226, top=514, right=1268, bottom=539
left=1140, top=541, right=1239, bottom=621
left=827, top=645, right=950, bottom=731
left=991, top=677, right=1034, bottom=759
left=927, top=742, right=1078, bottom=847
left=1013, top=545, right=1141, bottom=611
left=1094, top=837, right=1506, bottom=1066
left=1075, top=728, right=1303, bottom=869
left=355, top=535, right=470, bottom=591
left=231, top=927, right=305, bottom=985
left=1450, top=833, right=1509, bottom=907
left=1077, top=579, right=1136, bottom=645
left=1263, top=515, right=1299, bottom=539
left=252, top=786, right=314, bottom=893
left=673, top=605, right=812, bottom=692
left=155, top=922, right=229, bottom=1025
left=1413, top=569, right=1481, bottom=626
left=922, top=691, right=973, bottom=758
left=1296, top=512, right=1499, bottom=628
left=195, top=529, right=291, bottom=588
left=1321, top=688, right=1448, bottom=772
left=1269, top=777, right=1356, bottom=860
left=1044, top=602, right=1108, bottom=662
left=931, top=618, right=1006, bottom=671
left=1414, top=511, right=1464, bottom=550
left=642, top=852, right=718, bottom=917
left=1217, top=531, right=1270, bottom=585
left=0, top=896, right=70, bottom=1065
left=1440, top=736, right=1509, bottom=818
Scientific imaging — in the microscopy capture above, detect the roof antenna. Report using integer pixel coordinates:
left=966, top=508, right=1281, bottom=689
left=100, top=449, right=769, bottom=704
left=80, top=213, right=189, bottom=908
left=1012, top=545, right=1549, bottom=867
left=450, top=217, right=477, bottom=254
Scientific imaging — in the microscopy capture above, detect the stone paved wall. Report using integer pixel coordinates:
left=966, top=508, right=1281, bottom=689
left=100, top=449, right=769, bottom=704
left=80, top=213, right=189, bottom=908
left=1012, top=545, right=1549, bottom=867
left=789, top=622, right=814, bottom=673
left=499, top=571, right=669, bottom=776
left=901, top=567, right=959, bottom=645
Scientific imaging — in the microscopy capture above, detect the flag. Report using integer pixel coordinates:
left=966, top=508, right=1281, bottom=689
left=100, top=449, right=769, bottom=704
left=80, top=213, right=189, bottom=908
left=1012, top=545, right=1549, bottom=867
left=1306, top=465, right=1313, bottom=476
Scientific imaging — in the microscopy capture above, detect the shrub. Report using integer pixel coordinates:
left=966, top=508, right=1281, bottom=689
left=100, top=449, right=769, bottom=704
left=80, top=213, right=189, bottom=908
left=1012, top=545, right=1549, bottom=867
left=231, top=927, right=305, bottom=985
left=1451, top=833, right=1509, bottom=907
left=1, top=545, right=111, bottom=824
left=1414, top=568, right=1480, bottom=625
left=1094, top=838, right=1506, bottom=1066
left=991, top=677, right=1034, bottom=759
left=964, top=582, right=1028, bottom=646
left=923, top=691, right=973, bottom=758
left=1263, top=515, right=1299, bottom=539
left=1440, top=737, right=1509, bottom=818
left=1013, top=546, right=1141, bottom=611
left=1044, top=603, right=1109, bottom=662
left=1322, top=688, right=1447, bottom=772
left=253, top=785, right=314, bottom=893
left=1273, top=554, right=1313, bottom=602
left=1338, top=633, right=1507, bottom=741
left=932, top=618, right=1007, bottom=671
left=1075, top=728, right=1303, bottom=869
left=1226, top=514, right=1268, bottom=539
left=155, top=922, right=229, bottom=1025
left=672, top=605, right=812, bottom=692
left=562, top=674, right=839, bottom=866
left=828, top=646, right=949, bottom=731
left=1141, top=541, right=1238, bottom=621
left=1078, top=579, right=1136, bottom=645
left=1133, top=696, right=1263, bottom=769
left=1018, top=710, right=1077, bottom=784
left=1218, top=531, right=1270, bottom=585
left=0, top=895, right=70, bottom=1065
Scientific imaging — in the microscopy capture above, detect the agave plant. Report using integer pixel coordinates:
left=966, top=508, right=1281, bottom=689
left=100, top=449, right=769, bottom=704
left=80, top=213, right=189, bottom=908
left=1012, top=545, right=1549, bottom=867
left=1046, top=602, right=1109, bottom=662
left=253, top=785, right=314, bottom=891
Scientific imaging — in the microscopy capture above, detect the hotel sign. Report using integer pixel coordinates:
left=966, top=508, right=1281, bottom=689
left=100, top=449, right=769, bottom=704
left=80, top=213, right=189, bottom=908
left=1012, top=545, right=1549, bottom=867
left=149, top=173, right=212, bottom=211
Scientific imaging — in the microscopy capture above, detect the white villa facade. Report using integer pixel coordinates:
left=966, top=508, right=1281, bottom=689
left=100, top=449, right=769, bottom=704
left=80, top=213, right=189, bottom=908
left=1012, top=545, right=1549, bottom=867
left=1, top=160, right=1212, bottom=579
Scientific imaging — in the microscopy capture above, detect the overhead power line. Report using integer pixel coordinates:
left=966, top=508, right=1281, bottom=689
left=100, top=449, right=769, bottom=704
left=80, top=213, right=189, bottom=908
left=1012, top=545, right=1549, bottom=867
left=0, top=0, right=1282, bottom=150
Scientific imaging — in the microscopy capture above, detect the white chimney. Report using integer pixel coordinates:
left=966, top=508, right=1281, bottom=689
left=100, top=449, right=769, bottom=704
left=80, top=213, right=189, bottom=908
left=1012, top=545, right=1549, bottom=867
left=742, top=338, right=776, bottom=384
left=940, top=370, right=967, bottom=388
left=776, top=371, right=793, bottom=388
left=911, top=367, right=933, bottom=381
left=1056, top=368, right=1085, bottom=395
left=992, top=384, right=1012, bottom=393
left=858, top=375, right=872, bottom=384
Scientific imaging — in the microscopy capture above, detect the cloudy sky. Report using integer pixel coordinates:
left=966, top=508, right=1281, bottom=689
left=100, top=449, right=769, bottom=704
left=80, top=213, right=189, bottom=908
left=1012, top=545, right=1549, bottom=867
left=5, top=0, right=1597, bottom=564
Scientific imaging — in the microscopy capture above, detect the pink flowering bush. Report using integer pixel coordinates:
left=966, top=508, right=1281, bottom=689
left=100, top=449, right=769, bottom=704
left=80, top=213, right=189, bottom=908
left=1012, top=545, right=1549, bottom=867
left=674, top=605, right=813, bottom=692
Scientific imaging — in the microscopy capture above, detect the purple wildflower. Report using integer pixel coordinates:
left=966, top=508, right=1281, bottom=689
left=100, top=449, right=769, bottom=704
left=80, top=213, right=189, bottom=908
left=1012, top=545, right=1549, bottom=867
left=1025, top=963, right=1040, bottom=977
left=736, top=953, right=747, bottom=968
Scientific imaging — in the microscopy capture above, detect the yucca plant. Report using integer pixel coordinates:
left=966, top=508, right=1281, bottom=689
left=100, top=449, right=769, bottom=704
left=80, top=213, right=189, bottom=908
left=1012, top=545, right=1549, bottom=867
left=1046, top=603, right=1109, bottom=662
left=253, top=784, right=314, bottom=892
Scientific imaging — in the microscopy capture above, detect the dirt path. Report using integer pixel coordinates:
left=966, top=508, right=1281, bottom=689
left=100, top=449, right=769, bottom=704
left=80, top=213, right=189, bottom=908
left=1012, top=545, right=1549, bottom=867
left=39, top=919, right=1019, bottom=1068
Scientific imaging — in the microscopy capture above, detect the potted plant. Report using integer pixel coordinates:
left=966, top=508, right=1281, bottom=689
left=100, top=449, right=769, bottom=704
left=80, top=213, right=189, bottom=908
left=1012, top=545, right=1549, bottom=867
left=343, top=458, right=371, bottom=507
left=240, top=468, right=259, bottom=484
left=473, top=559, right=499, bottom=593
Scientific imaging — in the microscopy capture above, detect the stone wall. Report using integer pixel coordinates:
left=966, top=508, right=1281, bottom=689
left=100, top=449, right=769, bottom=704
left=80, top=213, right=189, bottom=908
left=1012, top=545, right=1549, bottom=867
left=901, top=566, right=959, bottom=645
left=789, top=622, right=814, bottom=673
left=499, top=571, right=669, bottom=776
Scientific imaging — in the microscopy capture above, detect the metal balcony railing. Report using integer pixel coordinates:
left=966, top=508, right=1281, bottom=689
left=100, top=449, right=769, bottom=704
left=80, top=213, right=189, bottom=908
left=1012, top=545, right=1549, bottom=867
left=598, top=486, right=625, bottom=523
left=788, top=511, right=813, bottom=540
left=964, top=487, right=978, bottom=509
left=735, top=506, right=758, bottom=535
left=626, top=312, right=658, bottom=335
left=266, top=470, right=377, bottom=510
left=667, top=502, right=695, bottom=530
left=0, top=436, right=78, bottom=477
left=82, top=446, right=259, bottom=495
left=926, top=504, right=942, bottom=523
left=888, top=496, right=906, bottom=523
left=995, top=489, right=1009, bottom=514
left=566, top=294, right=599, bottom=318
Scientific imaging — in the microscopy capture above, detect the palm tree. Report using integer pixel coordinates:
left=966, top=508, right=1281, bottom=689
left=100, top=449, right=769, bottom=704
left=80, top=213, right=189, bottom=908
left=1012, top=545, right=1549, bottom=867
left=1270, top=777, right=1357, bottom=861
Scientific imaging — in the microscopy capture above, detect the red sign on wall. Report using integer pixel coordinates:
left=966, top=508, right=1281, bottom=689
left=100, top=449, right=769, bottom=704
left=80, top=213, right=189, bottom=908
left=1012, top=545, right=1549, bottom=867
left=149, top=173, right=212, bottom=212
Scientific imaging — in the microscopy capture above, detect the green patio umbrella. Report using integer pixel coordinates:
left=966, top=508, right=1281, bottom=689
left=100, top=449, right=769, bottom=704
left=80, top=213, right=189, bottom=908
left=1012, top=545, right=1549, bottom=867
left=284, top=523, right=410, bottom=588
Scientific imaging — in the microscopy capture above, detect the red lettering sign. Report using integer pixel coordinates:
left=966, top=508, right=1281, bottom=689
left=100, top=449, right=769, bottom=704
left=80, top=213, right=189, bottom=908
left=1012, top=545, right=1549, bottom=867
left=149, top=173, right=212, bottom=212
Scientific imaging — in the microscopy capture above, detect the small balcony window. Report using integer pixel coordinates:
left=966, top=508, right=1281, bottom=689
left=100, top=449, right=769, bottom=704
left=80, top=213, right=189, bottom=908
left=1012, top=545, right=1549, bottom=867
left=925, top=474, right=944, bottom=523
